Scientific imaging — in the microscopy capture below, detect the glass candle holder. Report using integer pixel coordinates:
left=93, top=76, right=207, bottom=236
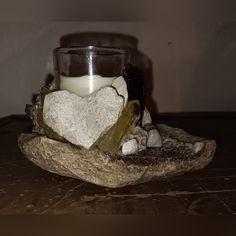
left=54, top=46, right=129, bottom=97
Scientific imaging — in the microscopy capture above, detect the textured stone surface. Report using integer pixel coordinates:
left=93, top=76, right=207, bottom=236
left=18, top=124, right=216, bottom=188
left=112, top=76, right=128, bottom=107
left=95, top=100, right=140, bottom=154
left=125, top=126, right=148, bottom=152
left=43, top=88, right=124, bottom=149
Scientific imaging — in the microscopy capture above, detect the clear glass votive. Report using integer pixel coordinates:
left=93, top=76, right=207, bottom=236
left=54, top=46, right=129, bottom=97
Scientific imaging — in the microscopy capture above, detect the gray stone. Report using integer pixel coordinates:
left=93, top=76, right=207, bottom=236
left=142, top=107, right=152, bottom=126
left=125, top=126, right=148, bottom=152
left=43, top=88, right=124, bottom=149
left=141, top=107, right=162, bottom=148
left=147, top=129, right=162, bottom=148
left=112, top=76, right=128, bottom=106
left=122, top=139, right=138, bottom=155
left=18, top=124, right=217, bottom=188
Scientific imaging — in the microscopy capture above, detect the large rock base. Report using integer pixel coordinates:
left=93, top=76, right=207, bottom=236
left=18, top=124, right=216, bottom=188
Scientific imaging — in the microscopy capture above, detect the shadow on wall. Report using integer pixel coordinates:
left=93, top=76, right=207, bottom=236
left=59, top=32, right=158, bottom=114
left=183, top=22, right=236, bottom=111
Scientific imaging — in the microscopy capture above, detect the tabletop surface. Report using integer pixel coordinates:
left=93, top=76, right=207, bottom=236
left=0, top=113, right=236, bottom=215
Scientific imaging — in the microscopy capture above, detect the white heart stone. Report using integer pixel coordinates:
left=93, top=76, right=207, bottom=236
left=43, top=87, right=124, bottom=149
left=112, top=76, right=128, bottom=106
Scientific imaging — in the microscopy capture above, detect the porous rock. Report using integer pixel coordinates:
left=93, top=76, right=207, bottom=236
left=18, top=124, right=216, bottom=188
left=43, top=87, right=124, bottom=149
left=112, top=76, right=128, bottom=106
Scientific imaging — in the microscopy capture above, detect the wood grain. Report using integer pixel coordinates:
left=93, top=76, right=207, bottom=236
left=0, top=113, right=235, bottom=214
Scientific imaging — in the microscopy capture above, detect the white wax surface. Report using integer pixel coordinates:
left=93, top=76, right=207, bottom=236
left=60, top=75, right=116, bottom=97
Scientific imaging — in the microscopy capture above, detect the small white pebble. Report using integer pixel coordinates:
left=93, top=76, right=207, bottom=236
left=122, top=139, right=138, bottom=155
left=147, top=129, right=162, bottom=147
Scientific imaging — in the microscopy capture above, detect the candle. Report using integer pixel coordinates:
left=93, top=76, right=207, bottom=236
left=60, top=75, right=116, bottom=97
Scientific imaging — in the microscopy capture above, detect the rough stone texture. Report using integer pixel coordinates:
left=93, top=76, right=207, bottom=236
left=43, top=88, right=124, bottom=149
left=125, top=126, right=148, bottom=152
left=112, top=76, right=128, bottom=107
left=18, top=124, right=216, bottom=188
left=25, top=81, right=65, bottom=142
left=95, top=100, right=140, bottom=154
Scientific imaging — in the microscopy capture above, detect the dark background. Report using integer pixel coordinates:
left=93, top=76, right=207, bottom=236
left=0, top=0, right=236, bottom=117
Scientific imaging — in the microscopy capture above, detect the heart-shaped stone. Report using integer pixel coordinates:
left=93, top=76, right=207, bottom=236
left=43, top=87, right=124, bottom=149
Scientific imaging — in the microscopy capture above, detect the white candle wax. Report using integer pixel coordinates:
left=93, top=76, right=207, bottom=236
left=60, top=75, right=116, bottom=97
